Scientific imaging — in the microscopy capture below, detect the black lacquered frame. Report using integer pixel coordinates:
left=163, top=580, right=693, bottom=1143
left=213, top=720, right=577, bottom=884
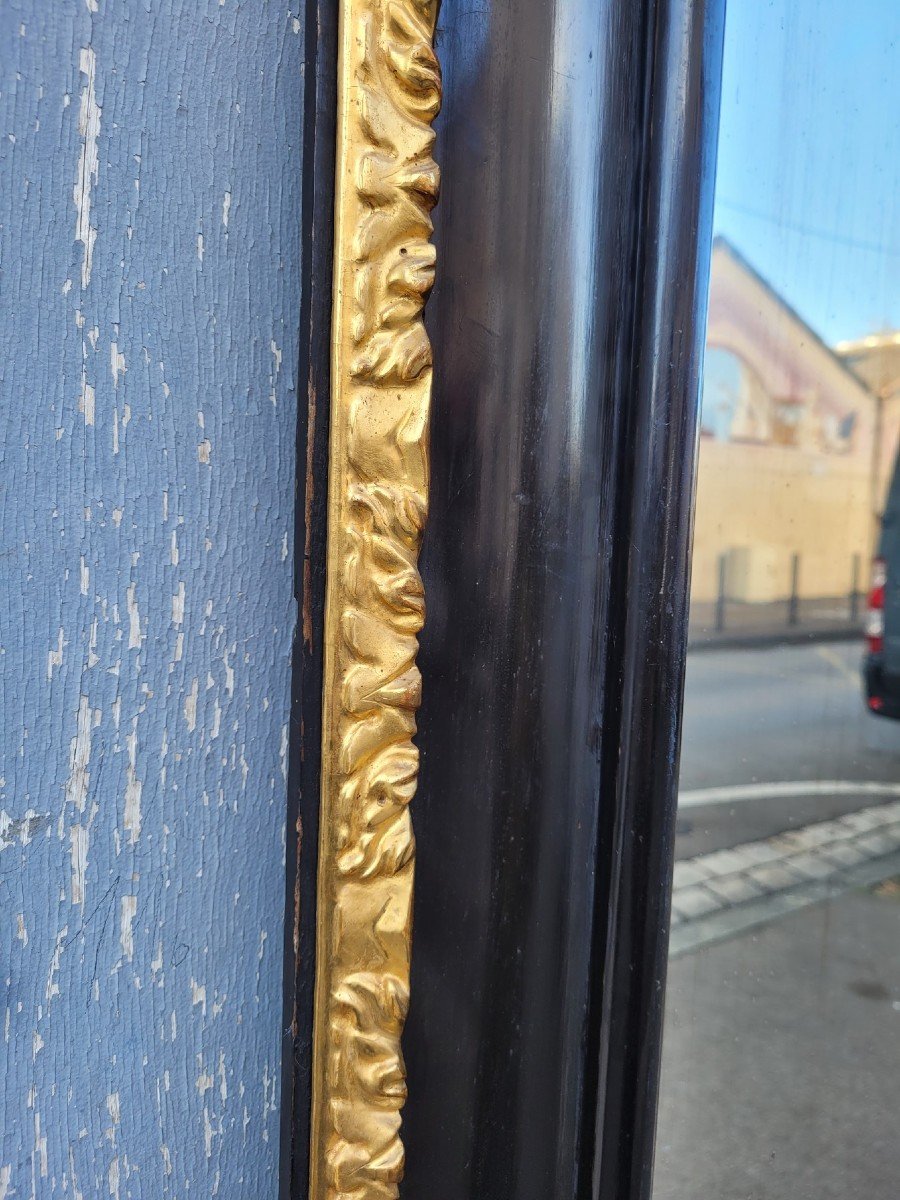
left=282, top=1, right=726, bottom=1197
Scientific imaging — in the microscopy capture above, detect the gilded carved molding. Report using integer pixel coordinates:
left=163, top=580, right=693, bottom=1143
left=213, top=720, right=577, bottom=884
left=309, top=0, right=440, bottom=1197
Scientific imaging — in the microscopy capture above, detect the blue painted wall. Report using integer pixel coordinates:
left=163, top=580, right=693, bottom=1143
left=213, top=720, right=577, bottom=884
left=0, top=3, right=300, bottom=1194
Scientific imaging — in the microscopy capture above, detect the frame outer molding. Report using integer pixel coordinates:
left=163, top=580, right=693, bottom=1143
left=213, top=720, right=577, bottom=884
left=310, top=0, right=440, bottom=1197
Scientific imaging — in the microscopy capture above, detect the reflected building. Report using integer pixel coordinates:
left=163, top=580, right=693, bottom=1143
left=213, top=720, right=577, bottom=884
left=835, top=331, right=900, bottom=523
left=693, top=238, right=890, bottom=606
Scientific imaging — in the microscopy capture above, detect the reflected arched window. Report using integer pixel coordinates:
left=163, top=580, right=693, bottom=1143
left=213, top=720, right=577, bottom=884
left=701, top=345, right=776, bottom=443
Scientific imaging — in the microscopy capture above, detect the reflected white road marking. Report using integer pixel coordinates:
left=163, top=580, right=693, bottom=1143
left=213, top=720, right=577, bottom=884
left=679, top=780, right=900, bottom=809
left=814, top=642, right=860, bottom=684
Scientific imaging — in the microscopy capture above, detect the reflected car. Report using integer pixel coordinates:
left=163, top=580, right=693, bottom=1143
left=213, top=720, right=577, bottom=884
left=864, top=453, right=900, bottom=718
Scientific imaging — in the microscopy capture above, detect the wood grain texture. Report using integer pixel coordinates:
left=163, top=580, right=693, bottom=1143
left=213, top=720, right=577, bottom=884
left=0, top=3, right=301, bottom=1195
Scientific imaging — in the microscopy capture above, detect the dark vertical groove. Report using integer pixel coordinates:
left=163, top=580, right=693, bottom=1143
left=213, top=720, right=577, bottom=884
left=279, top=0, right=338, bottom=1195
left=588, top=5, right=725, bottom=1198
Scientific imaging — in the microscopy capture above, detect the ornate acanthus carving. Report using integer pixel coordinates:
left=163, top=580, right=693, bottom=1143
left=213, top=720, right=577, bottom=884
left=310, top=1, right=440, bottom=1197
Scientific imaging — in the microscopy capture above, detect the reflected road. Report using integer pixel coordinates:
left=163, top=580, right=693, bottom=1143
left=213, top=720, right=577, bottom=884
left=658, top=638, right=900, bottom=1200
left=676, top=639, right=900, bottom=858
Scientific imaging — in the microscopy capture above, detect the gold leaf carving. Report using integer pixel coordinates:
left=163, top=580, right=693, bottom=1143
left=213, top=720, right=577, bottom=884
left=310, top=0, right=440, bottom=1196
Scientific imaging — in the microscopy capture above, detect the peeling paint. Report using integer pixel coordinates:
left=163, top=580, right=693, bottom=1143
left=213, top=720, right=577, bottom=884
left=47, top=628, right=65, bottom=680
left=69, top=825, right=89, bottom=905
left=126, top=582, right=142, bottom=649
left=45, top=928, right=67, bottom=1004
left=190, top=979, right=207, bottom=1017
left=123, top=720, right=142, bottom=843
left=119, top=898, right=136, bottom=961
left=74, top=46, right=100, bottom=290
left=3, top=6, right=299, bottom=1195
left=79, top=374, right=96, bottom=425
left=172, top=580, right=186, bottom=626
left=184, top=677, right=199, bottom=732
left=0, top=811, right=48, bottom=850
left=110, top=343, right=126, bottom=388
left=65, top=696, right=95, bottom=812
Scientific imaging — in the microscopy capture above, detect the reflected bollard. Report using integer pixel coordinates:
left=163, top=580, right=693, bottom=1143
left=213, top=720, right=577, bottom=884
left=716, top=553, right=727, bottom=632
left=788, top=552, right=800, bottom=626
left=850, top=553, right=860, bottom=623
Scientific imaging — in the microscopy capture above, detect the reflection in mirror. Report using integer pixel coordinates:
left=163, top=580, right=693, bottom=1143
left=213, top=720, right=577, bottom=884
left=655, top=3, right=900, bottom=1197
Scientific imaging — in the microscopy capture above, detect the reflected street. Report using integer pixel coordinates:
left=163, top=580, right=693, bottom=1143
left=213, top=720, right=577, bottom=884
left=679, top=639, right=900, bottom=848
left=656, top=640, right=900, bottom=1199
left=654, top=0, right=900, bottom=1192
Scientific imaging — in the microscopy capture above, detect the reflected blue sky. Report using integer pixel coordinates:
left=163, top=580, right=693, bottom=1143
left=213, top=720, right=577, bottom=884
left=714, top=0, right=900, bottom=345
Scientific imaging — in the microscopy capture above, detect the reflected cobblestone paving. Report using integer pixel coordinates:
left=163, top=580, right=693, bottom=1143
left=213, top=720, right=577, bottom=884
left=669, top=800, right=900, bottom=955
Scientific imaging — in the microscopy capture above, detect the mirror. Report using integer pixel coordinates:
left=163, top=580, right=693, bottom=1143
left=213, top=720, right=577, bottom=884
left=656, top=4, right=900, bottom=1196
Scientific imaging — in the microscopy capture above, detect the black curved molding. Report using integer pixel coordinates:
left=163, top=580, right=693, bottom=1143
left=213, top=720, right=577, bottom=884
left=402, top=2, right=725, bottom=1199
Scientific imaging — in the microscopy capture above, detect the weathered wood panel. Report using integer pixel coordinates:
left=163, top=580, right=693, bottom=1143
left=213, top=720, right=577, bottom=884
left=0, top=3, right=301, bottom=1195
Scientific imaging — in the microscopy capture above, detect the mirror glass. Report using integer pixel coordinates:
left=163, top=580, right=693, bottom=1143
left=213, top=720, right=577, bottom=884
left=656, top=4, right=900, bottom=1196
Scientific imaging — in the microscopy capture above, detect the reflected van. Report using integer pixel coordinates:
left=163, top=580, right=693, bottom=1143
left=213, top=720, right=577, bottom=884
left=864, top=452, right=900, bottom=718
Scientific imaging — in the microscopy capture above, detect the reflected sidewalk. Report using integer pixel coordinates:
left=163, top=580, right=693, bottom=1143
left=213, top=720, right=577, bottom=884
left=689, top=594, right=863, bottom=651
